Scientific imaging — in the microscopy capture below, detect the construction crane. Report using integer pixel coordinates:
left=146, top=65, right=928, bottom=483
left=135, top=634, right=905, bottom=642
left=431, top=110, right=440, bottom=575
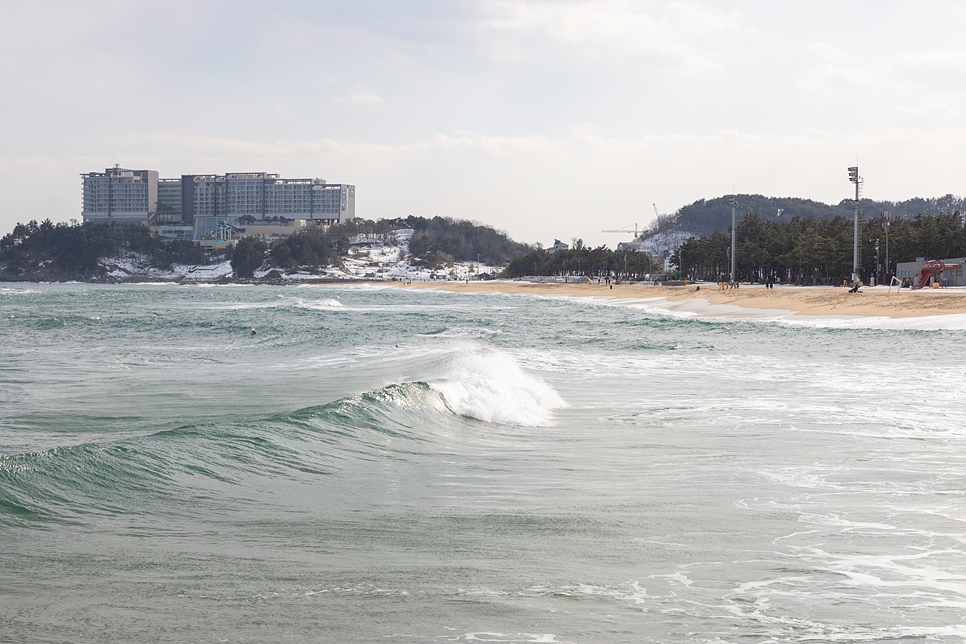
left=653, top=204, right=660, bottom=219
left=601, top=222, right=656, bottom=276
left=601, top=223, right=641, bottom=238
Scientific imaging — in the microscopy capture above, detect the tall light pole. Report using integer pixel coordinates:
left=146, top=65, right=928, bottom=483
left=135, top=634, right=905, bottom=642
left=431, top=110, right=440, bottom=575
left=728, top=194, right=736, bottom=281
left=872, top=238, right=880, bottom=285
left=848, top=166, right=862, bottom=281
left=883, top=211, right=891, bottom=281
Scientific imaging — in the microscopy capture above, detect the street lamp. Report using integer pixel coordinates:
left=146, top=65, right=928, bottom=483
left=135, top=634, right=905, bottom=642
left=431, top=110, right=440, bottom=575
left=869, top=237, right=880, bottom=285
left=728, top=194, right=737, bottom=282
left=883, top=211, right=891, bottom=281
left=848, top=166, right=862, bottom=282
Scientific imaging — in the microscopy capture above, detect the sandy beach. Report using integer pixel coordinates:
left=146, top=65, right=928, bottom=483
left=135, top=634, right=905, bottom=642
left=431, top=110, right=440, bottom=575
left=401, top=280, right=966, bottom=319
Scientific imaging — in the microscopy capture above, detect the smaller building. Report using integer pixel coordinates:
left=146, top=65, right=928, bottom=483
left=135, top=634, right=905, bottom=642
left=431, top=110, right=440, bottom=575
left=617, top=238, right=646, bottom=252
left=895, top=257, right=966, bottom=287
left=149, top=225, right=194, bottom=241
left=547, top=239, right=569, bottom=253
left=240, top=219, right=309, bottom=240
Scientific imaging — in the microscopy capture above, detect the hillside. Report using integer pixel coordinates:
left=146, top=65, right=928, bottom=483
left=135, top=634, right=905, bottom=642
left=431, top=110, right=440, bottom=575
left=653, top=194, right=966, bottom=237
left=0, top=216, right=528, bottom=282
left=0, top=220, right=229, bottom=282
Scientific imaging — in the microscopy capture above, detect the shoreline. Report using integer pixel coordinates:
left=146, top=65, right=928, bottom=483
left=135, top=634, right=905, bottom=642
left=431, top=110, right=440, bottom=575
left=399, top=280, right=966, bottom=319
left=8, top=277, right=966, bottom=320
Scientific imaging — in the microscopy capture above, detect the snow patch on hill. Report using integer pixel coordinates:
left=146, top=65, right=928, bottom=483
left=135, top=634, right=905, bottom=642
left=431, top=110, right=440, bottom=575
left=91, top=228, right=498, bottom=282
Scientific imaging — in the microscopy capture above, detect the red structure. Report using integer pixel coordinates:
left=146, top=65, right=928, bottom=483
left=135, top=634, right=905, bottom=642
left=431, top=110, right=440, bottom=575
left=912, top=259, right=946, bottom=289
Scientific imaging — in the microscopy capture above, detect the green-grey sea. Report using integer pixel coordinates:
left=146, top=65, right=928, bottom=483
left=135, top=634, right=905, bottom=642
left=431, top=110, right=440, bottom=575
left=2, top=282, right=966, bottom=643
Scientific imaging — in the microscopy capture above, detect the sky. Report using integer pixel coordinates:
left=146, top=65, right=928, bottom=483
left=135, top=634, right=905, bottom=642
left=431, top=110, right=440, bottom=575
left=1, top=0, right=963, bottom=248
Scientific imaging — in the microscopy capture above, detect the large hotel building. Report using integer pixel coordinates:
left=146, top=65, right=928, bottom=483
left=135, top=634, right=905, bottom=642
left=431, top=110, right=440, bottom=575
left=81, top=167, right=356, bottom=232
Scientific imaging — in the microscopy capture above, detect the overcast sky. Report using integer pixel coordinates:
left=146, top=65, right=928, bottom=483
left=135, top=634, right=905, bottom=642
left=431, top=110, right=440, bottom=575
left=1, top=0, right=963, bottom=247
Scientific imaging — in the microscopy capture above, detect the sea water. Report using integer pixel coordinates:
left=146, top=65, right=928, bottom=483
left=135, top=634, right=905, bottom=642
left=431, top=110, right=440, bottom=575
left=2, top=282, right=965, bottom=643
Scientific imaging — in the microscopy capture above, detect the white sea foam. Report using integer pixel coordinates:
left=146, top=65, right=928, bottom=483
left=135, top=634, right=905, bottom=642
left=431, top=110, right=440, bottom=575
left=293, top=297, right=344, bottom=310
left=542, top=291, right=966, bottom=330
left=0, top=287, right=42, bottom=295
left=778, top=312, right=966, bottom=330
left=204, top=302, right=279, bottom=310
left=457, top=633, right=557, bottom=643
left=431, top=348, right=566, bottom=426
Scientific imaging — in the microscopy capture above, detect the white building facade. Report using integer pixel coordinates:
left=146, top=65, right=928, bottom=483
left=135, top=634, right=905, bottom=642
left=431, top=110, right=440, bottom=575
left=82, top=168, right=355, bottom=226
left=81, top=167, right=159, bottom=224
left=895, top=257, right=966, bottom=287
left=180, top=173, right=355, bottom=224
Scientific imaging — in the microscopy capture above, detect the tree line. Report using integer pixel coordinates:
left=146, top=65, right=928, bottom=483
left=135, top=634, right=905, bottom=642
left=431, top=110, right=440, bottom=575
left=230, top=215, right=530, bottom=277
left=670, top=211, right=966, bottom=285
left=5, top=208, right=964, bottom=283
left=1, top=215, right=531, bottom=280
left=1, top=219, right=225, bottom=280
left=646, top=193, right=966, bottom=238
left=503, top=241, right=660, bottom=280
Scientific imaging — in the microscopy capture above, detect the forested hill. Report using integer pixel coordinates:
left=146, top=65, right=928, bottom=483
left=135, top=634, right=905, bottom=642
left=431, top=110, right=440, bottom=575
left=0, top=215, right=530, bottom=281
left=654, top=194, right=966, bottom=237
left=0, top=219, right=221, bottom=281
left=401, top=215, right=529, bottom=266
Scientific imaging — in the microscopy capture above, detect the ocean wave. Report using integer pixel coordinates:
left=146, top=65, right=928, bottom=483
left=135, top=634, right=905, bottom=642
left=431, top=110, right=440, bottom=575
left=292, top=297, right=344, bottom=310
left=284, top=346, right=565, bottom=430
left=419, top=326, right=503, bottom=339
left=289, top=382, right=450, bottom=440
left=0, top=443, right=176, bottom=525
left=0, top=287, right=42, bottom=295
left=430, top=347, right=566, bottom=427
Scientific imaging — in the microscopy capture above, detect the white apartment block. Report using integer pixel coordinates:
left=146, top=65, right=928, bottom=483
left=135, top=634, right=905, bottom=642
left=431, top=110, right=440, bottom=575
left=81, top=167, right=159, bottom=224
left=83, top=168, right=355, bottom=226
left=179, top=173, right=355, bottom=224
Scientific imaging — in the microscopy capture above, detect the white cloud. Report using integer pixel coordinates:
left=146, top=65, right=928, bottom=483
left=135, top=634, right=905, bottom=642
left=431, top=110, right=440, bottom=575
left=1, top=1, right=964, bottom=246
left=433, top=132, right=566, bottom=157
left=330, top=85, right=383, bottom=104
left=803, top=42, right=846, bottom=61
left=471, top=0, right=735, bottom=72
left=891, top=50, right=966, bottom=89
left=799, top=35, right=964, bottom=99
left=798, top=63, right=887, bottom=94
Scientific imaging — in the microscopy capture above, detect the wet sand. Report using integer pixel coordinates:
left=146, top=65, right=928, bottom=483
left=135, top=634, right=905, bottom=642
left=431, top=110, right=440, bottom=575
left=400, top=281, right=966, bottom=319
